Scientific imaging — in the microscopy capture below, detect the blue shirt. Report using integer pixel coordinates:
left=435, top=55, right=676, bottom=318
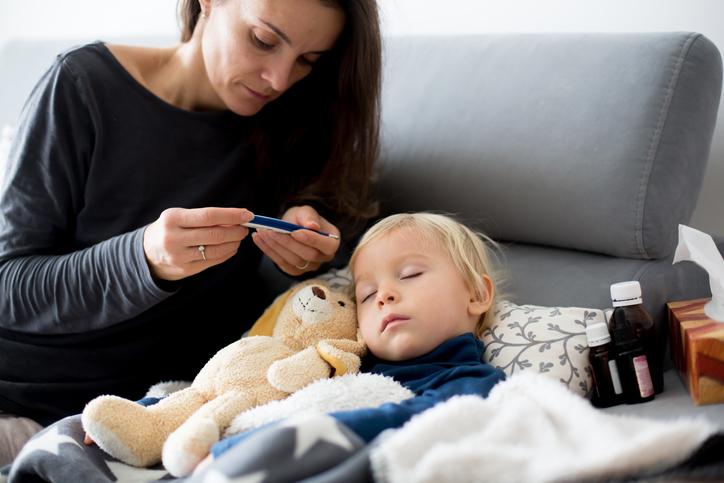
left=330, top=332, right=506, bottom=442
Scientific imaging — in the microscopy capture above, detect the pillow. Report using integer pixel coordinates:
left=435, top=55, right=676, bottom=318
left=482, top=301, right=610, bottom=398
left=314, top=266, right=352, bottom=292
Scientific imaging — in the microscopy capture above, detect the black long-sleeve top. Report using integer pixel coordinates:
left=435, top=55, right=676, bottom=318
left=0, top=42, right=278, bottom=425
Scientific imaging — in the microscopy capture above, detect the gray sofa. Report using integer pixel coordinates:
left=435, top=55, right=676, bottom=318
left=372, top=32, right=724, bottom=425
left=1, top=32, right=722, bottom=429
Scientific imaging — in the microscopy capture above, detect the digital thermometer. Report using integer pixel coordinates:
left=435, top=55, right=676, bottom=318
left=243, top=215, right=339, bottom=239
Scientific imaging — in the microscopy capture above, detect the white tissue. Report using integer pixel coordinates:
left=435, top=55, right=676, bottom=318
left=673, top=224, right=724, bottom=322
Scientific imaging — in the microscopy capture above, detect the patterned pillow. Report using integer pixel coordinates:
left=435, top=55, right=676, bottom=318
left=482, top=301, right=610, bottom=398
left=314, top=266, right=353, bottom=292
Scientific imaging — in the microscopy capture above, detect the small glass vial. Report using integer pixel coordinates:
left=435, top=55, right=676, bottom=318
left=586, top=322, right=625, bottom=408
left=609, top=313, right=655, bottom=404
left=609, top=281, right=663, bottom=394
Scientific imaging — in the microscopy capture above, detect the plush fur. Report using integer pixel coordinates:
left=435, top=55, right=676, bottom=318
left=223, top=372, right=415, bottom=437
left=81, top=279, right=366, bottom=477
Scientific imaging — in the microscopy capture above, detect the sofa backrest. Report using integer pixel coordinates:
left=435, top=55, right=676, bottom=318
left=0, top=36, right=176, bottom=128
left=376, top=33, right=722, bottom=260
left=0, top=37, right=177, bottom=187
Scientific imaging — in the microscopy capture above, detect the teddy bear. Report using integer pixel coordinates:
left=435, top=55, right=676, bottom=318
left=81, top=279, right=366, bottom=477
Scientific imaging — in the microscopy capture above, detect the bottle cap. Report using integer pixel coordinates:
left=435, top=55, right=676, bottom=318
left=586, top=322, right=611, bottom=347
left=610, top=281, right=643, bottom=307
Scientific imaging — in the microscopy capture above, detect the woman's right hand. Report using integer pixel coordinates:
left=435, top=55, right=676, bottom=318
left=143, top=207, right=254, bottom=281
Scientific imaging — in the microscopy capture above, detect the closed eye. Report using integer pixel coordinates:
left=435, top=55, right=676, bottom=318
left=361, top=291, right=377, bottom=303
left=298, top=56, right=316, bottom=67
left=253, top=34, right=274, bottom=50
left=403, top=273, right=422, bottom=280
left=253, top=33, right=317, bottom=68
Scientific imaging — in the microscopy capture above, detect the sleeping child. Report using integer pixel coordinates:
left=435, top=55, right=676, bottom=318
left=196, top=212, right=507, bottom=473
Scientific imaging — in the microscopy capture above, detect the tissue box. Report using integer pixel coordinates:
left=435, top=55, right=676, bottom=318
left=667, top=298, right=724, bottom=405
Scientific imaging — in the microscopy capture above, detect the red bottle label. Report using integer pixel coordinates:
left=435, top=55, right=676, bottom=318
left=633, top=355, right=654, bottom=398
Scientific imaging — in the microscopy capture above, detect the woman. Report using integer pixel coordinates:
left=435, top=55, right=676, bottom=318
left=0, top=0, right=381, bottom=465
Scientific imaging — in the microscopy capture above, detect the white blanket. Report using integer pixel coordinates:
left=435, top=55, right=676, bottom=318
left=369, top=371, right=718, bottom=483
left=145, top=371, right=718, bottom=483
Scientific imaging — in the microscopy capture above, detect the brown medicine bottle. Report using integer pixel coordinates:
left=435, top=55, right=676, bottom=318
left=608, top=281, right=663, bottom=394
left=586, top=322, right=625, bottom=408
left=610, top=311, right=655, bottom=404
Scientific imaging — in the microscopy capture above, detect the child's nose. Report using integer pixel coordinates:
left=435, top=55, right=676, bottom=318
left=377, top=289, right=397, bottom=306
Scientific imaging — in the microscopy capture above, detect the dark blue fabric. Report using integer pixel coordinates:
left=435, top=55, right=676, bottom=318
left=362, top=332, right=494, bottom=393
left=331, top=333, right=505, bottom=442
left=136, top=397, right=163, bottom=407
left=212, top=333, right=505, bottom=455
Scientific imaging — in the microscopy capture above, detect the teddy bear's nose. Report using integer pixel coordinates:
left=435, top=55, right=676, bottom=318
left=311, top=286, right=326, bottom=300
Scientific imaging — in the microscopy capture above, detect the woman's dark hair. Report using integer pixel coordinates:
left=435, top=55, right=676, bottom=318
left=178, top=0, right=382, bottom=236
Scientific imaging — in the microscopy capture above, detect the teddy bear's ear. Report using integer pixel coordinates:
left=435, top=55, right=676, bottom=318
left=248, top=287, right=296, bottom=337
left=248, top=279, right=327, bottom=337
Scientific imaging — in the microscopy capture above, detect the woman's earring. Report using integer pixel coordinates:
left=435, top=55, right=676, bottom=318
left=201, top=11, right=208, bottom=19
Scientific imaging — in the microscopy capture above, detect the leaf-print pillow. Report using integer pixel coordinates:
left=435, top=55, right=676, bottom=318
left=314, top=266, right=353, bottom=292
left=482, top=301, right=610, bottom=398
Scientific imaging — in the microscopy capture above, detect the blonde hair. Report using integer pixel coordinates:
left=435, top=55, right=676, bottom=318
left=349, top=213, right=504, bottom=338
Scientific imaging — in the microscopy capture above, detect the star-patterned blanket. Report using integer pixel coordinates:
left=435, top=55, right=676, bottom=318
left=0, top=413, right=371, bottom=483
left=2, top=372, right=724, bottom=483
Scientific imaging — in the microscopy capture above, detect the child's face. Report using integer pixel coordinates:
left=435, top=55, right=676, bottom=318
left=353, top=230, right=492, bottom=361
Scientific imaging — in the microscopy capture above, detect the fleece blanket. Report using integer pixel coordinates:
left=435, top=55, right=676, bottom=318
left=369, top=371, right=722, bottom=483
left=2, top=372, right=724, bottom=483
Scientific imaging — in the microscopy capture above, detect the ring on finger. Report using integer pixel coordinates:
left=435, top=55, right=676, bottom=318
left=199, top=245, right=206, bottom=261
left=295, top=260, right=310, bottom=270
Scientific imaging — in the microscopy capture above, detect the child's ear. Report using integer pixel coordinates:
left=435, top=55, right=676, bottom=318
left=468, top=274, right=494, bottom=316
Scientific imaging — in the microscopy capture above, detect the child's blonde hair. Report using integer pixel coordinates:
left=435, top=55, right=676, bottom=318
left=349, top=212, right=503, bottom=338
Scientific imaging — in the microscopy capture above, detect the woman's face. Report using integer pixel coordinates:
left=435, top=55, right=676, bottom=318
left=199, top=0, right=345, bottom=116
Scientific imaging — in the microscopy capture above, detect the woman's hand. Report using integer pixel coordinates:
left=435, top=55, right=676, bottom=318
left=252, top=205, right=340, bottom=276
left=143, top=208, right=254, bottom=281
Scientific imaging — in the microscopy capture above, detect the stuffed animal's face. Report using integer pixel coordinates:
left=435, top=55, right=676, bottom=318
left=273, top=280, right=358, bottom=351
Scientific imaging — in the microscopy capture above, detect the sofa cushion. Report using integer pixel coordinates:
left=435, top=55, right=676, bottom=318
left=377, top=33, right=722, bottom=260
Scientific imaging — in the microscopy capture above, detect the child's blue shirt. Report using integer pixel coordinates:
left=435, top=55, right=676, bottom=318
left=212, top=332, right=505, bottom=456
left=329, top=332, right=506, bottom=442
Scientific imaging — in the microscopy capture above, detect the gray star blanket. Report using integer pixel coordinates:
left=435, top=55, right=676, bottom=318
left=0, top=413, right=371, bottom=483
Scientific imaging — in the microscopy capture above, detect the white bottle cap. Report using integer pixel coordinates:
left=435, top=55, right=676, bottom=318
left=610, top=281, right=643, bottom=307
left=586, top=322, right=612, bottom=347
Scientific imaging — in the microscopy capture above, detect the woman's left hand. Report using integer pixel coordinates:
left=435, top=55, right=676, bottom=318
left=251, top=205, right=340, bottom=276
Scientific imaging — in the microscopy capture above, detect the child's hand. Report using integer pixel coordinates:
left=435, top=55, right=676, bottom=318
left=84, top=433, right=94, bottom=445
left=252, top=205, right=340, bottom=276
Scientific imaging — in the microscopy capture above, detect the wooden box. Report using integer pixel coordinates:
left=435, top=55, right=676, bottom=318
left=667, top=298, right=724, bottom=405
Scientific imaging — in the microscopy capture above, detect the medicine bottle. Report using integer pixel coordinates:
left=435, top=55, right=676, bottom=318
left=586, top=322, right=625, bottom=408
left=609, top=281, right=663, bottom=394
left=609, top=312, right=655, bottom=404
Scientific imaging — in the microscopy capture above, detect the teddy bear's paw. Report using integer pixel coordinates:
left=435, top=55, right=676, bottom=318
left=268, top=351, right=332, bottom=393
left=162, top=418, right=219, bottom=477
left=268, top=359, right=306, bottom=393
left=82, top=395, right=163, bottom=467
